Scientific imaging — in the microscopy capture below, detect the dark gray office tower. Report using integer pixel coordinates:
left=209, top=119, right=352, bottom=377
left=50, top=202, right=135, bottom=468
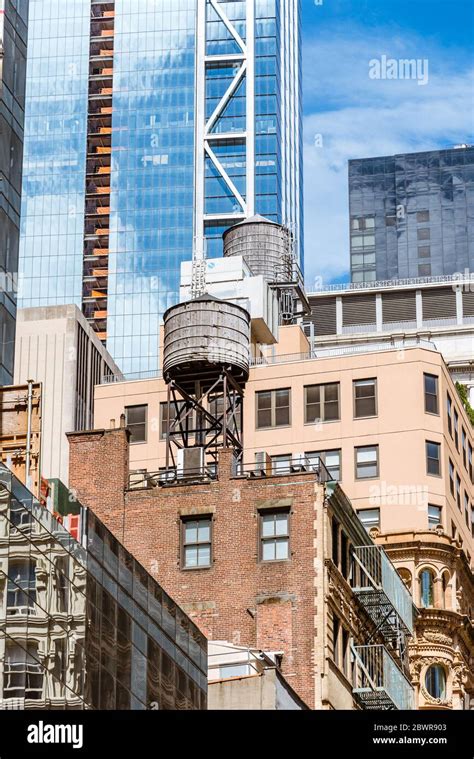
left=0, top=0, right=28, bottom=384
left=349, top=145, right=474, bottom=283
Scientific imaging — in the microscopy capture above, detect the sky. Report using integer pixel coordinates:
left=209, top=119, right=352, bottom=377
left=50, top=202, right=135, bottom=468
left=300, top=0, right=474, bottom=288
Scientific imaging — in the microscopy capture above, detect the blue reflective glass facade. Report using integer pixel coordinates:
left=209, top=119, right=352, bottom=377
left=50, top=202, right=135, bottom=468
left=349, top=147, right=474, bottom=283
left=19, top=0, right=303, bottom=376
left=0, top=0, right=28, bottom=384
left=108, top=0, right=196, bottom=375
left=18, top=0, right=89, bottom=308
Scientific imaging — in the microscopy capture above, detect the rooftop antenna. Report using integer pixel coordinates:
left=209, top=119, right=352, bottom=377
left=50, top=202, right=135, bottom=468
left=191, top=235, right=208, bottom=299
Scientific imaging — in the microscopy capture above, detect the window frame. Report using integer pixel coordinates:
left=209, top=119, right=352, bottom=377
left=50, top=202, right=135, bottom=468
left=255, top=388, right=291, bottom=430
left=446, top=393, right=453, bottom=437
left=425, top=440, right=441, bottom=477
left=353, top=378, right=378, bottom=419
left=420, top=568, right=435, bottom=608
left=423, top=373, right=439, bottom=415
left=180, top=515, right=213, bottom=571
left=304, top=382, right=340, bottom=424
left=425, top=665, right=446, bottom=700
left=125, top=404, right=148, bottom=445
left=428, top=504, right=442, bottom=530
left=258, top=508, right=290, bottom=563
left=354, top=445, right=379, bottom=480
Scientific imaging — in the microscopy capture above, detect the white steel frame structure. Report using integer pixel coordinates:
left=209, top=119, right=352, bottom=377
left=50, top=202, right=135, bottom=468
left=194, top=0, right=255, bottom=261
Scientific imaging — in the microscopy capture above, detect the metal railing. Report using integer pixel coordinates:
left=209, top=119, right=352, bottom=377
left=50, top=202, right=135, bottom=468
left=352, top=644, right=414, bottom=710
left=233, top=456, right=332, bottom=482
left=129, top=466, right=218, bottom=489
left=208, top=643, right=264, bottom=682
left=308, top=272, right=473, bottom=294
left=252, top=338, right=436, bottom=366
left=352, top=546, right=414, bottom=635
left=101, top=369, right=162, bottom=384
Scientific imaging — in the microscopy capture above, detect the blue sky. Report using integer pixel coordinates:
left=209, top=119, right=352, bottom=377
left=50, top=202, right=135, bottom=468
left=301, top=0, right=474, bottom=288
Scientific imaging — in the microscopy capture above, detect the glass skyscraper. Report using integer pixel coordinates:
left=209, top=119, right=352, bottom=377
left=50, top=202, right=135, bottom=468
left=0, top=0, right=28, bottom=384
left=349, top=146, right=474, bottom=283
left=19, top=0, right=303, bottom=376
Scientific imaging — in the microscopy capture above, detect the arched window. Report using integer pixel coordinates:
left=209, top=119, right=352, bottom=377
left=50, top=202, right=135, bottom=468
left=397, top=568, right=412, bottom=593
left=420, top=569, right=435, bottom=607
left=441, top=571, right=450, bottom=610
left=425, top=665, right=447, bottom=699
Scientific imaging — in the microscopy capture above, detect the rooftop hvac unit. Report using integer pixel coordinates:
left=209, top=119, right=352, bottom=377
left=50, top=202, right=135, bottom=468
left=129, top=469, right=148, bottom=489
left=177, top=447, right=205, bottom=478
left=292, top=452, right=306, bottom=471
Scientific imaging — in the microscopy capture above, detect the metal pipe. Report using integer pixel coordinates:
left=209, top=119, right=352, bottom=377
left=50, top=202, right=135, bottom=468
left=25, top=379, right=34, bottom=489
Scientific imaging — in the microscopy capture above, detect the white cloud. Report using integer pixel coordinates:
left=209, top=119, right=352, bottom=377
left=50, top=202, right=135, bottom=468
left=302, top=27, right=474, bottom=287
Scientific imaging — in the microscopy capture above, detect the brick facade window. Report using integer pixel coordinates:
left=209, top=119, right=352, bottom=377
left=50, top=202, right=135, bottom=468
left=259, top=510, right=290, bottom=561
left=125, top=404, right=147, bottom=444
left=181, top=517, right=212, bottom=569
left=256, top=389, right=290, bottom=429
left=304, top=382, right=340, bottom=423
left=353, top=378, right=377, bottom=418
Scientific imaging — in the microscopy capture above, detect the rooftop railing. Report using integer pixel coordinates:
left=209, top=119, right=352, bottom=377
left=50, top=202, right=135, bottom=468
left=352, top=644, right=414, bottom=710
left=308, top=272, right=474, bottom=294
left=253, top=338, right=436, bottom=366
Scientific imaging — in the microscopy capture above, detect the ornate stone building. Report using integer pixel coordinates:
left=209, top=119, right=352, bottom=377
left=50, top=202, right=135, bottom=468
left=377, top=529, right=474, bottom=710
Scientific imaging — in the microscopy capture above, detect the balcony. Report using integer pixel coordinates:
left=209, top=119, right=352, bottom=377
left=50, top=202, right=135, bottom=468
left=352, top=645, right=414, bottom=710
left=351, top=546, right=415, bottom=638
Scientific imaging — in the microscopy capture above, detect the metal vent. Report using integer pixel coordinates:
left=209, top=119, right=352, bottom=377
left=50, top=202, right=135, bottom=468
left=177, top=448, right=205, bottom=478
left=309, top=296, right=337, bottom=336
left=462, top=290, right=474, bottom=317
left=382, top=290, right=416, bottom=323
left=342, top=294, right=376, bottom=326
left=422, top=288, right=456, bottom=320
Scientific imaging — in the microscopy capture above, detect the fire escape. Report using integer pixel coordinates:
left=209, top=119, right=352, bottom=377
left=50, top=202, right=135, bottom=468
left=82, top=0, right=115, bottom=344
left=351, top=545, right=416, bottom=710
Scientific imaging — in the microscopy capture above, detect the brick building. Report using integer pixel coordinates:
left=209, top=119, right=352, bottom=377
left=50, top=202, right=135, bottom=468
left=67, top=426, right=414, bottom=710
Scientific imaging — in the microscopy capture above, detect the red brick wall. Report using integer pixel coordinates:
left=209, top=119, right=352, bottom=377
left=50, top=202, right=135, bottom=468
left=68, top=436, right=320, bottom=707
left=67, top=427, right=129, bottom=542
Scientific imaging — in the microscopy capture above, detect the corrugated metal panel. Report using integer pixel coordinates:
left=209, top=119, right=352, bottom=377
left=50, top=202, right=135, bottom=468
left=382, top=291, right=416, bottom=323
left=309, top=296, right=337, bottom=336
left=422, top=288, right=456, bottom=320
left=462, top=291, right=474, bottom=316
left=342, top=294, right=376, bottom=326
